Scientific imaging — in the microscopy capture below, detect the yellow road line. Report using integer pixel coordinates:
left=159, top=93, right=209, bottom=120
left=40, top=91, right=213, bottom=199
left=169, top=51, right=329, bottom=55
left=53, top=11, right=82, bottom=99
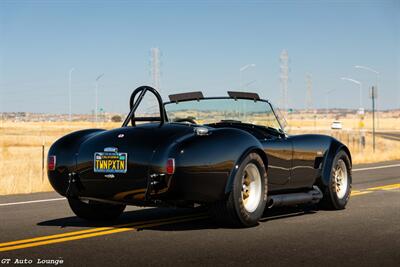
left=366, top=183, right=400, bottom=191
left=1, top=182, right=399, bottom=252
left=351, top=191, right=372, bottom=196
left=351, top=183, right=400, bottom=197
left=0, top=214, right=207, bottom=252
left=0, top=227, right=111, bottom=248
left=0, top=213, right=205, bottom=250
left=0, top=214, right=208, bottom=252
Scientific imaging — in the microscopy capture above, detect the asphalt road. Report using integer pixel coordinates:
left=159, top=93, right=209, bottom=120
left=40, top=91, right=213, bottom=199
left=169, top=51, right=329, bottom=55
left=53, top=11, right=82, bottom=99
left=1, top=161, right=399, bottom=267
left=375, top=131, right=400, bottom=142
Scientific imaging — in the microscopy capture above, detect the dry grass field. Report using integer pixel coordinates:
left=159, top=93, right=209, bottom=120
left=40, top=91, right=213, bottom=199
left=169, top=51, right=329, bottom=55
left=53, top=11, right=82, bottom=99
left=0, top=121, right=120, bottom=195
left=286, top=112, right=400, bottom=164
left=1, top=116, right=399, bottom=195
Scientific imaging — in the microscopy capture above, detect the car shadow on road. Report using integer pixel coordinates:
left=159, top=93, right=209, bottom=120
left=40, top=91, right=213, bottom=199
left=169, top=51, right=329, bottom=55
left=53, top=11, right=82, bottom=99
left=37, top=205, right=317, bottom=231
left=37, top=207, right=202, bottom=228
left=260, top=205, right=317, bottom=223
left=146, top=205, right=318, bottom=231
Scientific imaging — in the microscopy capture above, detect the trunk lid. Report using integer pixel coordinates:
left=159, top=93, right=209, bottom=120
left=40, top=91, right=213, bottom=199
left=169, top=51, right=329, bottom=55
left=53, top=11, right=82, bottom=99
left=76, top=123, right=192, bottom=198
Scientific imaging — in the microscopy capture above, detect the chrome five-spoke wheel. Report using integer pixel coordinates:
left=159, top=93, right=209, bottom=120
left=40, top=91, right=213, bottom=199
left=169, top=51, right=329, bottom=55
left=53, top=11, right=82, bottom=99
left=332, top=159, right=348, bottom=199
left=241, top=163, right=262, bottom=212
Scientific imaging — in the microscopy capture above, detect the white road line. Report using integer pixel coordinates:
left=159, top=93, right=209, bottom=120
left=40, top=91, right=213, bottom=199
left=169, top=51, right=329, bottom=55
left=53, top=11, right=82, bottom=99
left=0, top=197, right=65, bottom=207
left=353, top=164, right=400, bottom=172
left=1, top=162, right=399, bottom=206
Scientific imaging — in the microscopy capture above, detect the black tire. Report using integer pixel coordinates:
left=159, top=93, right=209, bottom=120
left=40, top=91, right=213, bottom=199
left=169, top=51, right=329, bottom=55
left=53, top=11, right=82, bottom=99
left=319, top=150, right=352, bottom=210
left=211, top=153, right=268, bottom=227
left=68, top=198, right=126, bottom=221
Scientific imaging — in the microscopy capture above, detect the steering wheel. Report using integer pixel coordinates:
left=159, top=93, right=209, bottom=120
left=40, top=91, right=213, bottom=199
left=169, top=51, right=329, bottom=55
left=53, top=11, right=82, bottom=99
left=174, top=118, right=197, bottom=124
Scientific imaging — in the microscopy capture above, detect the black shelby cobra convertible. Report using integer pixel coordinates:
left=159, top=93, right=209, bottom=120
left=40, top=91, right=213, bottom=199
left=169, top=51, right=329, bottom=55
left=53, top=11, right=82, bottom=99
left=48, top=86, right=352, bottom=227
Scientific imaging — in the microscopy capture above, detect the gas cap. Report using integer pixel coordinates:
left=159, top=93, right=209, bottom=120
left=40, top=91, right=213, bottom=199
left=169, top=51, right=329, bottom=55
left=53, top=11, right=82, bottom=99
left=194, top=127, right=209, bottom=136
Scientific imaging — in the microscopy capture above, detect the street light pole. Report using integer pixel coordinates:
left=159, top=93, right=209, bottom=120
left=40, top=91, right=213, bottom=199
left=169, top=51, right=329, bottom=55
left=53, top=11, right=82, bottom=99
left=371, top=86, right=377, bottom=152
left=341, top=77, right=365, bottom=150
left=341, top=77, right=363, bottom=108
left=354, top=65, right=380, bottom=128
left=68, top=68, right=75, bottom=122
left=239, top=64, right=255, bottom=88
left=354, top=65, right=379, bottom=88
left=95, top=74, right=104, bottom=123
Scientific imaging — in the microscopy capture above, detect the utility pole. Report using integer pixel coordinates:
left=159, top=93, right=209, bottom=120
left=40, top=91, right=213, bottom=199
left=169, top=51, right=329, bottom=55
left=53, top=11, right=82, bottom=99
left=280, top=50, right=289, bottom=114
left=306, top=73, right=313, bottom=112
left=68, top=68, right=74, bottom=121
left=150, top=48, right=161, bottom=92
left=95, top=74, right=104, bottom=123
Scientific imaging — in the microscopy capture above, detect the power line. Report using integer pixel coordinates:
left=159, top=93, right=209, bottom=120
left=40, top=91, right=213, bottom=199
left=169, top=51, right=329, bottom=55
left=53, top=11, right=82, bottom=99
left=306, top=73, right=313, bottom=111
left=279, top=49, right=289, bottom=113
left=150, top=48, right=161, bottom=93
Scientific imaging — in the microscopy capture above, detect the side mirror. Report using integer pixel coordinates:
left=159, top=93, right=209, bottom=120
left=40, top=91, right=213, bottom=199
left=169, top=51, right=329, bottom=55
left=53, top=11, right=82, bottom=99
left=278, top=128, right=287, bottom=139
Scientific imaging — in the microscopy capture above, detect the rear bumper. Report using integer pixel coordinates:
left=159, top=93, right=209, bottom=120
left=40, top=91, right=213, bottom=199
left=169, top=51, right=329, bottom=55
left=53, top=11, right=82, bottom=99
left=51, top=169, right=229, bottom=205
left=79, top=178, right=147, bottom=199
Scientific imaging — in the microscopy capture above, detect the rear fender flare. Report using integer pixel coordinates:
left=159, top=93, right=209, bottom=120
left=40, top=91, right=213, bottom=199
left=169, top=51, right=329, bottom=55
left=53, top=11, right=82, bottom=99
left=224, top=146, right=268, bottom=195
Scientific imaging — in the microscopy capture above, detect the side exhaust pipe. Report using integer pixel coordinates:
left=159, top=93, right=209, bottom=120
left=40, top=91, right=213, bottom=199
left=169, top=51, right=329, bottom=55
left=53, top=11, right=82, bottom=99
left=268, top=186, right=323, bottom=208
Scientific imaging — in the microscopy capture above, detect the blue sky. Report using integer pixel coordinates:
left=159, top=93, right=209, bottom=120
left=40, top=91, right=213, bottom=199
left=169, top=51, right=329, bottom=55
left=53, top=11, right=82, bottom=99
left=0, top=0, right=399, bottom=114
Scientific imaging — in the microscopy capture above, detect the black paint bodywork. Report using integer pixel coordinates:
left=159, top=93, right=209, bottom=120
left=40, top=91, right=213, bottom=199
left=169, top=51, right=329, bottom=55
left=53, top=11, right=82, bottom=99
left=48, top=86, right=351, bottom=207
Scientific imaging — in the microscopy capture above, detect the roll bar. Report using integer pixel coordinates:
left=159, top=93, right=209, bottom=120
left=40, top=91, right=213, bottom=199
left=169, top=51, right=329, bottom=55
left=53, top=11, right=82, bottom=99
left=122, top=86, right=166, bottom=127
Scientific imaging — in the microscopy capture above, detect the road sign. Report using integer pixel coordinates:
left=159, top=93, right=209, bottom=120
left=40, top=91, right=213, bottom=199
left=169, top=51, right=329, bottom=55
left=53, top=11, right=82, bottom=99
left=369, top=86, right=378, bottom=99
left=370, top=86, right=377, bottom=152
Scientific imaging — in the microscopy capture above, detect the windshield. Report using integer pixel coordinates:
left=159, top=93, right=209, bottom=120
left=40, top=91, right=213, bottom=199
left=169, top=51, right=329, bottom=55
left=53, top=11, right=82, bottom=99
left=164, top=98, right=283, bottom=131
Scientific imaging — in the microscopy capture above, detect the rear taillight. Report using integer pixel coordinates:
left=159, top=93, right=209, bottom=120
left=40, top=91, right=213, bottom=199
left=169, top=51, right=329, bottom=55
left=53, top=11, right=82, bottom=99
left=166, top=158, right=175, bottom=175
left=48, top=155, right=56, bottom=171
